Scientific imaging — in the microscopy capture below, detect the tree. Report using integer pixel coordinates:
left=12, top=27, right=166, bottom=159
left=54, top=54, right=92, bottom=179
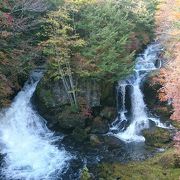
left=41, top=5, right=85, bottom=109
left=75, top=0, right=135, bottom=81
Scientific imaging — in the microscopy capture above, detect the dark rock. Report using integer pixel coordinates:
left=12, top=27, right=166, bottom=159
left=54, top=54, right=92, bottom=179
left=72, top=127, right=89, bottom=143
left=91, top=106, right=101, bottom=117
left=89, top=134, right=102, bottom=146
left=100, top=81, right=116, bottom=107
left=57, top=107, right=86, bottom=130
left=100, top=107, right=116, bottom=121
left=103, top=136, right=122, bottom=149
left=91, top=117, right=109, bottom=134
left=34, top=75, right=118, bottom=138
left=143, top=127, right=171, bottom=147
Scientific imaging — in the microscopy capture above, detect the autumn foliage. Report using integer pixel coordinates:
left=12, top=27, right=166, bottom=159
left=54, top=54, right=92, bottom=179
left=154, top=0, right=180, bottom=121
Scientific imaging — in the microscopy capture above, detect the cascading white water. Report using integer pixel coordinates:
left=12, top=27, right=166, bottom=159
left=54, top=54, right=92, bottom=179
left=111, top=84, right=127, bottom=131
left=119, top=80, right=149, bottom=142
left=0, top=70, right=71, bottom=180
left=112, top=43, right=169, bottom=142
left=120, top=85, right=128, bottom=127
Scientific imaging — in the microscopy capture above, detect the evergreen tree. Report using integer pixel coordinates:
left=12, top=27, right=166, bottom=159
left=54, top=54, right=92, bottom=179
left=41, top=5, right=85, bottom=109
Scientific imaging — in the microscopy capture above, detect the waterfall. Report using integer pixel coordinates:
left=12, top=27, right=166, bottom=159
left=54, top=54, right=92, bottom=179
left=0, top=70, right=71, bottom=180
left=111, top=43, right=169, bottom=142
left=111, top=84, right=127, bottom=131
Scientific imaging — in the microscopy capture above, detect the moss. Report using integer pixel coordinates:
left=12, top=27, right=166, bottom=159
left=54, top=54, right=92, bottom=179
left=100, top=82, right=116, bottom=107
left=80, top=167, right=91, bottom=180
left=89, top=135, right=102, bottom=146
left=158, top=150, right=180, bottom=169
left=100, top=107, right=116, bottom=121
left=94, top=149, right=180, bottom=180
left=171, top=121, right=180, bottom=130
left=91, top=116, right=109, bottom=134
left=143, top=127, right=171, bottom=148
left=155, top=106, right=172, bottom=118
left=72, top=127, right=88, bottom=143
left=42, top=90, right=54, bottom=106
left=57, top=106, right=86, bottom=130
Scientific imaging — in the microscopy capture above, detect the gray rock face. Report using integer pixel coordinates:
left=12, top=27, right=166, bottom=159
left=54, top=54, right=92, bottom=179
left=91, top=116, right=109, bottom=134
left=78, top=79, right=101, bottom=107
left=34, top=76, right=116, bottom=134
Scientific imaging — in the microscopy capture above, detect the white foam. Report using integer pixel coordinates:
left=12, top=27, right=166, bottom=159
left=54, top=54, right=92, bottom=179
left=112, top=44, right=170, bottom=143
left=0, top=73, right=71, bottom=180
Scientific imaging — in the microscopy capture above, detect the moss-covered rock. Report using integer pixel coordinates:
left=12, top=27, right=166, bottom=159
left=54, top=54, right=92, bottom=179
left=153, top=105, right=172, bottom=121
left=171, top=121, right=180, bottom=130
left=34, top=78, right=87, bottom=131
left=57, top=107, right=86, bottom=130
left=103, top=136, right=122, bottom=149
left=100, top=82, right=116, bottom=107
left=72, top=127, right=89, bottom=143
left=89, top=134, right=102, bottom=146
left=34, top=74, right=117, bottom=143
left=143, top=127, right=171, bottom=147
left=91, top=116, right=109, bottom=134
left=100, top=107, right=116, bottom=122
left=80, top=167, right=91, bottom=180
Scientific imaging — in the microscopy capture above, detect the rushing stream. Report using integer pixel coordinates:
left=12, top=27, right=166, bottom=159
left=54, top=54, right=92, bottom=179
left=111, top=43, right=169, bottom=142
left=0, top=70, right=71, bottom=180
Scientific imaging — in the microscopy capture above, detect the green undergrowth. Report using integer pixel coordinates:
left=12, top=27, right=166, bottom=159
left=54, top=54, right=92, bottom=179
left=81, top=148, right=180, bottom=180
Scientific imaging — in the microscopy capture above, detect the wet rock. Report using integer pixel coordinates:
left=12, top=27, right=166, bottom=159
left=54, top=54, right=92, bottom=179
left=103, top=136, right=122, bottom=149
left=34, top=75, right=118, bottom=139
left=72, top=127, right=89, bottom=143
left=57, top=107, right=86, bottom=130
left=100, top=82, right=116, bottom=107
left=100, top=107, right=116, bottom=121
left=91, top=117, right=109, bottom=134
left=143, top=127, right=171, bottom=147
left=89, top=135, right=102, bottom=146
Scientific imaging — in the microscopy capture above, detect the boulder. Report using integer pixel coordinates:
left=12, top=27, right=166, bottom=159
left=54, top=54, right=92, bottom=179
left=57, top=107, right=86, bottom=130
left=143, top=127, right=171, bottom=147
left=34, top=75, right=117, bottom=141
left=89, top=134, right=102, bottom=146
left=100, top=81, right=116, bottom=107
left=91, top=116, right=109, bottom=134
left=100, top=107, right=116, bottom=121
left=72, top=127, right=89, bottom=143
left=103, top=136, right=122, bottom=149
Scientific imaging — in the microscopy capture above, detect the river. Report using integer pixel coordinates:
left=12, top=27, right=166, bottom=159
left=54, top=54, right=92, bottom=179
left=0, top=43, right=171, bottom=179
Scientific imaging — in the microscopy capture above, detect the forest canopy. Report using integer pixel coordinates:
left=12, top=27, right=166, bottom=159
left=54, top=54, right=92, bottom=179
left=0, top=0, right=158, bottom=107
